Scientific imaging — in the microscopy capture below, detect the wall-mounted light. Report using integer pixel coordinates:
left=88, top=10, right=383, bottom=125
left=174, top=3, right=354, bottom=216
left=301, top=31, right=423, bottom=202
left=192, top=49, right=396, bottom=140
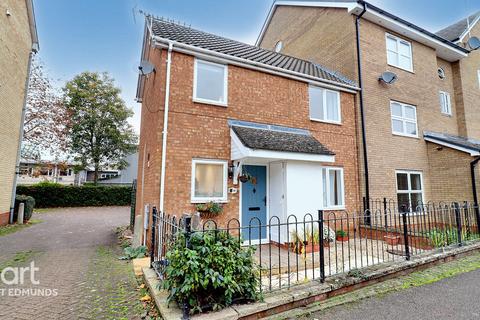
left=228, top=161, right=235, bottom=179
left=6, top=9, right=11, bottom=17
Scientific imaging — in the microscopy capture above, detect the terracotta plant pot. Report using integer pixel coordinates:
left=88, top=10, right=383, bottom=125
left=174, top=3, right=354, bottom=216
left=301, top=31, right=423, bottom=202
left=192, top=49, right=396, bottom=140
left=384, top=234, right=401, bottom=246
left=336, top=235, right=349, bottom=242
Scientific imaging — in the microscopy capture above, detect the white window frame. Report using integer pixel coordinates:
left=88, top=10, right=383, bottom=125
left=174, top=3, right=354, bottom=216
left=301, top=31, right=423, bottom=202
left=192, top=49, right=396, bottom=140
left=477, top=69, right=480, bottom=89
left=309, top=86, right=342, bottom=124
left=321, top=167, right=345, bottom=210
left=395, top=170, right=424, bottom=213
left=193, top=59, right=228, bottom=107
left=191, top=159, right=228, bottom=203
left=390, top=100, right=418, bottom=138
left=439, top=91, right=452, bottom=116
left=385, top=33, right=413, bottom=72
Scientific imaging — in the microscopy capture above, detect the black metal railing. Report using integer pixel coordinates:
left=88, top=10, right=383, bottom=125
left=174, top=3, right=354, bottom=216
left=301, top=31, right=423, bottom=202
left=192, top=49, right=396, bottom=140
left=150, top=201, right=480, bottom=294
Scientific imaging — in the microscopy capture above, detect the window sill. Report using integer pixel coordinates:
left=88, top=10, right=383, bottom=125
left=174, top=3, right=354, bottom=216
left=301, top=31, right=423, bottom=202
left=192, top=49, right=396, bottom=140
left=193, top=97, right=228, bottom=107
left=323, top=206, right=346, bottom=211
left=392, top=132, right=419, bottom=139
left=387, top=63, right=414, bottom=74
left=310, top=118, right=342, bottom=125
left=191, top=199, right=228, bottom=204
left=441, top=112, right=452, bottom=117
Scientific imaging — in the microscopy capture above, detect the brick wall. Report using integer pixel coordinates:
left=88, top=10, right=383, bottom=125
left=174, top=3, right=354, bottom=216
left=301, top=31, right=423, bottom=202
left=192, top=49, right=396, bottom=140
left=259, top=6, right=357, bottom=81
left=136, top=48, right=360, bottom=231
left=259, top=5, right=474, bottom=204
left=0, top=0, right=34, bottom=224
left=454, top=22, right=480, bottom=140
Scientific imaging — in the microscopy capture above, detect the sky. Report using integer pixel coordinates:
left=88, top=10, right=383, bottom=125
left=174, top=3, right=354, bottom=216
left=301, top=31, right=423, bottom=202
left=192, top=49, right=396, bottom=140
left=34, top=0, right=479, bottom=134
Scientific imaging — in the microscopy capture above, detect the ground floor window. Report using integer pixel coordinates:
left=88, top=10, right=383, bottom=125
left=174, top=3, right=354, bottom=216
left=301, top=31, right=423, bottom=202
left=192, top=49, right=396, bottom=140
left=191, top=159, right=228, bottom=203
left=322, top=167, right=344, bottom=209
left=396, top=170, right=423, bottom=212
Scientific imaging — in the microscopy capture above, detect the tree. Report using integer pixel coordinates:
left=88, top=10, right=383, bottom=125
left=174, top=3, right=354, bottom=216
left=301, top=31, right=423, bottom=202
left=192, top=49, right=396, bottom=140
left=23, top=57, right=67, bottom=158
left=63, top=72, right=138, bottom=184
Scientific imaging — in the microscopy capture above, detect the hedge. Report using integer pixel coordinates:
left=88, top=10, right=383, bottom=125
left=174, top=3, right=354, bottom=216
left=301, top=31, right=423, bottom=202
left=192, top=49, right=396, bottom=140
left=16, top=184, right=133, bottom=208
left=14, top=195, right=35, bottom=222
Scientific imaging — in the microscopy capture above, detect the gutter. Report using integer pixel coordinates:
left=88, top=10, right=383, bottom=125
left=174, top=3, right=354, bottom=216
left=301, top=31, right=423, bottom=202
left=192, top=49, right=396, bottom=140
left=10, top=50, right=35, bottom=223
left=470, top=157, right=480, bottom=229
left=355, top=3, right=370, bottom=212
left=159, top=42, right=174, bottom=212
left=151, top=36, right=359, bottom=93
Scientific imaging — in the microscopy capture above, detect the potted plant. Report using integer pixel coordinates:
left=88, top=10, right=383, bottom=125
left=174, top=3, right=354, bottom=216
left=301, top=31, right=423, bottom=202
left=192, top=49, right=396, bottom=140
left=384, top=233, right=401, bottom=246
left=238, top=172, right=257, bottom=184
left=195, top=201, right=223, bottom=219
left=336, top=230, right=349, bottom=242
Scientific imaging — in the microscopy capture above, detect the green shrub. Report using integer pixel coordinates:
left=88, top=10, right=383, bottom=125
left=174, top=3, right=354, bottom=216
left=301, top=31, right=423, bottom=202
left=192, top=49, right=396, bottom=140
left=119, top=246, right=147, bottom=260
left=427, top=228, right=476, bottom=248
left=14, top=195, right=35, bottom=222
left=163, top=231, right=262, bottom=314
left=15, top=184, right=132, bottom=208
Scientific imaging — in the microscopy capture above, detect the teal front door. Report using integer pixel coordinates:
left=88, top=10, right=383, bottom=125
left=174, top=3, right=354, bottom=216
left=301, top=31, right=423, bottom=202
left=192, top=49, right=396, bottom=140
left=241, top=165, right=267, bottom=241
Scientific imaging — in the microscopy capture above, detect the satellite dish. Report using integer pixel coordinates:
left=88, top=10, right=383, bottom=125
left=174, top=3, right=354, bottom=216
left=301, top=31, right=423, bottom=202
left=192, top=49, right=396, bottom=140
left=379, top=71, right=397, bottom=84
left=467, top=36, right=480, bottom=50
left=138, top=60, right=155, bottom=75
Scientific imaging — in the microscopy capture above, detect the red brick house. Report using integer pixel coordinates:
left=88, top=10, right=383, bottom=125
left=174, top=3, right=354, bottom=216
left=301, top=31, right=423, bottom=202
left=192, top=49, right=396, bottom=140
left=135, top=17, right=360, bottom=242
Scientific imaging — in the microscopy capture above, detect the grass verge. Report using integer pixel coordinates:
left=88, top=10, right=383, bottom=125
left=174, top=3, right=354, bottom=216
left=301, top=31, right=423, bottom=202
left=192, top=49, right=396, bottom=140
left=0, top=219, right=42, bottom=237
left=0, top=250, right=40, bottom=273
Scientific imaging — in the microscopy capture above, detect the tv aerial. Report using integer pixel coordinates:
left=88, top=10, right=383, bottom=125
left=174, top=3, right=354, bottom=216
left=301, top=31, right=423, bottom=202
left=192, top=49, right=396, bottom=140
left=138, top=60, right=155, bottom=75
left=379, top=71, right=398, bottom=84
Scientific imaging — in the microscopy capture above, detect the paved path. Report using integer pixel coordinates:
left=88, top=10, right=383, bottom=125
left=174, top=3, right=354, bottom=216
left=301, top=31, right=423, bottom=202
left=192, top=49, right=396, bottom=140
left=0, top=207, right=142, bottom=320
left=308, top=268, right=480, bottom=320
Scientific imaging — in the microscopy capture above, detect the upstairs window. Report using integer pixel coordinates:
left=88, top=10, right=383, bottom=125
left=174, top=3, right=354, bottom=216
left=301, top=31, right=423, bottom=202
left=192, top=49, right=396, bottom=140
left=191, top=159, right=227, bottom=203
left=390, top=101, right=418, bottom=138
left=193, top=59, right=228, bottom=106
left=309, top=86, right=341, bottom=124
left=322, top=167, right=344, bottom=209
left=439, top=91, right=452, bottom=115
left=386, top=34, right=413, bottom=72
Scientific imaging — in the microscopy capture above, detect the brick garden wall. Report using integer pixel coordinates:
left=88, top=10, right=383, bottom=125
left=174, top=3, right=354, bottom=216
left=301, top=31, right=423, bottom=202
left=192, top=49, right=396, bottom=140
left=136, top=48, right=361, bottom=231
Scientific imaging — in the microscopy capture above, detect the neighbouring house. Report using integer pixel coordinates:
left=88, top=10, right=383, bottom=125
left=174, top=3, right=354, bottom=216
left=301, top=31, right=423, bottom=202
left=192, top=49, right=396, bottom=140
left=77, top=152, right=139, bottom=185
left=18, top=159, right=76, bottom=185
left=135, top=16, right=361, bottom=243
left=257, top=1, right=480, bottom=210
left=0, top=0, right=38, bottom=225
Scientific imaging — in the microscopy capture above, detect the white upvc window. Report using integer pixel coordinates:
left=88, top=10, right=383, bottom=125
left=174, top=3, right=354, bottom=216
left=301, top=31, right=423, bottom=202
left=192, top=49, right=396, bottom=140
left=386, top=33, right=413, bottom=72
left=390, top=101, right=418, bottom=138
left=309, top=86, right=341, bottom=124
left=322, top=167, right=344, bottom=209
left=439, top=91, right=452, bottom=115
left=396, top=170, right=424, bottom=212
left=191, top=159, right=228, bottom=203
left=193, top=59, right=228, bottom=106
left=477, top=69, right=480, bottom=89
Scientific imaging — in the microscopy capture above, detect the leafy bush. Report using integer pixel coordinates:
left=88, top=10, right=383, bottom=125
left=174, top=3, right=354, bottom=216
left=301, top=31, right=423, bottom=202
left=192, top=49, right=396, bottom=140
left=16, top=184, right=132, bottom=208
left=14, top=195, right=35, bottom=222
left=427, top=228, right=476, bottom=248
left=120, top=245, right=147, bottom=260
left=163, top=231, right=262, bottom=314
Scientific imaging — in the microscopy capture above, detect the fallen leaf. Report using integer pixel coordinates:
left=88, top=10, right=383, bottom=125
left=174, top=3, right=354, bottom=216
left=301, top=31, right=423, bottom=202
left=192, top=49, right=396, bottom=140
left=140, top=295, right=151, bottom=302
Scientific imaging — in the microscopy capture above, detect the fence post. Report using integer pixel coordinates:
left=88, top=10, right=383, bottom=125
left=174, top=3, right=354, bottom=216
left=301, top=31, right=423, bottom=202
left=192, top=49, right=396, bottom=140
left=454, top=202, right=463, bottom=246
left=182, top=214, right=192, bottom=320
left=318, top=210, right=325, bottom=283
left=130, top=179, right=137, bottom=231
left=150, top=207, right=157, bottom=268
left=383, top=197, right=388, bottom=228
left=401, top=210, right=410, bottom=261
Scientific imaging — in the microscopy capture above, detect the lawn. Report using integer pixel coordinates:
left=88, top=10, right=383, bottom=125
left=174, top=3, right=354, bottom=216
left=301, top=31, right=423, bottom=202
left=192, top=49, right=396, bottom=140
left=0, top=219, right=42, bottom=237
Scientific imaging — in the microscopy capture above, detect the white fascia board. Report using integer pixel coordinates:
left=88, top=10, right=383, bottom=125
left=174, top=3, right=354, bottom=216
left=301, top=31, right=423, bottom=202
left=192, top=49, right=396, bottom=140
left=349, top=8, right=468, bottom=61
left=230, top=129, right=335, bottom=163
left=153, top=37, right=359, bottom=93
left=424, top=136, right=480, bottom=156
left=255, top=1, right=360, bottom=46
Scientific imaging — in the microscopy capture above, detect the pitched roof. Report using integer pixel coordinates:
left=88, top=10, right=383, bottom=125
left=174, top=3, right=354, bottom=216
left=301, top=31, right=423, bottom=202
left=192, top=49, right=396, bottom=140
left=424, top=131, right=480, bottom=155
left=231, top=125, right=334, bottom=156
left=149, top=17, right=357, bottom=89
left=436, top=11, right=480, bottom=42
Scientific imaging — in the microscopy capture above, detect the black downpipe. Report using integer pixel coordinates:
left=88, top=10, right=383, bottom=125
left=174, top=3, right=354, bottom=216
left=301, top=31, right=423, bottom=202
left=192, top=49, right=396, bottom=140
left=355, top=3, right=370, bottom=215
left=470, top=157, right=480, bottom=229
